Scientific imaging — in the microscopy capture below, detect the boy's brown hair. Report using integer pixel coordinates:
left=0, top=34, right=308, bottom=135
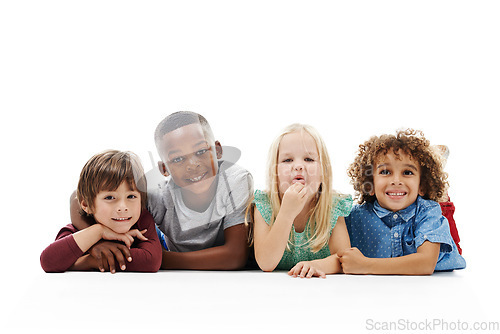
left=76, top=150, right=147, bottom=215
left=348, top=129, right=448, bottom=204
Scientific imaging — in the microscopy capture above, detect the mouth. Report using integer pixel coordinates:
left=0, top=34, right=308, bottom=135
left=186, top=172, right=208, bottom=183
left=386, top=191, right=407, bottom=199
left=112, top=217, right=132, bottom=222
left=291, top=175, right=306, bottom=185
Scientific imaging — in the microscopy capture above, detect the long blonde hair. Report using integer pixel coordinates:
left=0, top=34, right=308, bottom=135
left=266, top=123, right=336, bottom=252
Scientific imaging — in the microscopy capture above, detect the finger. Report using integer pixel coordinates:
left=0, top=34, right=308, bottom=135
left=289, top=264, right=301, bottom=277
left=299, top=264, right=310, bottom=278
left=306, top=268, right=315, bottom=278
left=110, top=246, right=127, bottom=271
left=317, top=269, right=326, bottom=279
left=129, top=229, right=148, bottom=241
left=104, top=250, right=116, bottom=274
left=94, top=251, right=105, bottom=272
left=117, top=244, right=132, bottom=262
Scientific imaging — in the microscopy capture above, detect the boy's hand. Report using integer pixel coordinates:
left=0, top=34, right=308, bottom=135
left=280, top=183, right=312, bottom=219
left=100, top=226, right=148, bottom=248
left=288, top=261, right=326, bottom=279
left=337, top=247, right=371, bottom=274
left=88, top=241, right=132, bottom=273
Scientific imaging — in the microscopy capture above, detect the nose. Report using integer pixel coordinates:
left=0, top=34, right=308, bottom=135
left=117, top=199, right=128, bottom=212
left=293, top=162, right=304, bottom=171
left=186, top=153, right=200, bottom=171
left=390, top=175, right=402, bottom=185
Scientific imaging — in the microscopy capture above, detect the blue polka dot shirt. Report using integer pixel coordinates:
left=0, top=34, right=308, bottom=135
left=345, top=196, right=466, bottom=271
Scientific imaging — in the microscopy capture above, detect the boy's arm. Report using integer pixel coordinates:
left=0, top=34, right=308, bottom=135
left=124, top=212, right=162, bottom=272
left=70, top=191, right=94, bottom=230
left=160, top=223, right=249, bottom=270
left=338, top=241, right=440, bottom=275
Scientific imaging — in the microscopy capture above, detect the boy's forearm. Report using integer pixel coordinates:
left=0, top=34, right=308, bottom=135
left=365, top=254, right=436, bottom=275
left=69, top=254, right=99, bottom=271
left=161, top=244, right=248, bottom=270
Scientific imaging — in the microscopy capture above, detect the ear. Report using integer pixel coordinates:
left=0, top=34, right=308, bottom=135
left=80, top=199, right=92, bottom=215
left=158, top=161, right=170, bottom=177
left=215, top=140, right=223, bottom=159
left=418, top=187, right=425, bottom=197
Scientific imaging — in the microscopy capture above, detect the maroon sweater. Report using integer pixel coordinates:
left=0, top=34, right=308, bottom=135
left=40, top=210, right=162, bottom=273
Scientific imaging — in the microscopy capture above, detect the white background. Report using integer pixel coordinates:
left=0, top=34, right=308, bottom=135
left=1, top=1, right=499, bottom=333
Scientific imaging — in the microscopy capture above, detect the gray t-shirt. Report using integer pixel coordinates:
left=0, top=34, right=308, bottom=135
left=147, top=161, right=253, bottom=252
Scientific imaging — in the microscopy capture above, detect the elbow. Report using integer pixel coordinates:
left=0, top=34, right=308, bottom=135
left=420, top=265, right=436, bottom=276
left=224, top=246, right=249, bottom=270
left=255, top=255, right=277, bottom=272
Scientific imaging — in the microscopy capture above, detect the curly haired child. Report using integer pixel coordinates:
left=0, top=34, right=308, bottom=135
left=341, top=129, right=466, bottom=275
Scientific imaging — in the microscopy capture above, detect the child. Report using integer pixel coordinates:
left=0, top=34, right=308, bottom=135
left=41, top=150, right=162, bottom=273
left=342, top=129, right=466, bottom=275
left=69, top=112, right=253, bottom=270
left=150, top=111, right=253, bottom=269
left=250, top=124, right=352, bottom=278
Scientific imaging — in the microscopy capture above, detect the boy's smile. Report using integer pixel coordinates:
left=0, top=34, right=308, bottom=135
left=161, top=123, right=220, bottom=195
left=372, top=151, right=424, bottom=212
left=84, top=181, right=142, bottom=234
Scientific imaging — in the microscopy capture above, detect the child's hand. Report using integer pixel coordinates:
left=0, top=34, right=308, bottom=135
left=288, top=261, right=326, bottom=279
left=337, top=247, right=371, bottom=274
left=100, top=225, right=148, bottom=249
left=88, top=240, right=132, bottom=273
left=280, top=183, right=312, bottom=219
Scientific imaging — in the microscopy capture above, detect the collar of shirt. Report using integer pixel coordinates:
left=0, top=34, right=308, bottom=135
left=372, top=197, right=420, bottom=227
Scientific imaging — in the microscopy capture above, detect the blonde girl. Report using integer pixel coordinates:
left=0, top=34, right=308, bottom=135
left=250, top=124, right=352, bottom=278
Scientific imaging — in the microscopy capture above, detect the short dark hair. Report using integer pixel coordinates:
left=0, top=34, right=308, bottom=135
left=154, top=111, right=215, bottom=160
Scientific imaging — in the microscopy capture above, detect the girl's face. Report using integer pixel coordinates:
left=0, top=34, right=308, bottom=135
left=372, top=150, right=424, bottom=212
left=277, top=131, right=322, bottom=197
left=82, top=181, right=142, bottom=234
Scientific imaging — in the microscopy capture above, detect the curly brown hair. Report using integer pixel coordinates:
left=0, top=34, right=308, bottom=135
left=347, top=129, right=448, bottom=204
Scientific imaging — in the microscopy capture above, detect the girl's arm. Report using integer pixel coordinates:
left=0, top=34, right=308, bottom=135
left=254, top=183, right=311, bottom=272
left=160, top=223, right=249, bottom=270
left=338, top=241, right=440, bottom=275
left=288, top=216, right=351, bottom=278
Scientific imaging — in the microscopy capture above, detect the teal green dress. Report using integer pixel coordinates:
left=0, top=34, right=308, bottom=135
left=253, top=190, right=353, bottom=270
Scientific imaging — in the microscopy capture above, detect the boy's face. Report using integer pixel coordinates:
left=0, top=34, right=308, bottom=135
left=372, top=150, right=424, bottom=212
left=82, top=181, right=142, bottom=234
left=160, top=123, right=220, bottom=194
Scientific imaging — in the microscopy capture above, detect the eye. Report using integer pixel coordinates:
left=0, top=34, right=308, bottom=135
left=170, top=156, right=184, bottom=164
left=282, top=158, right=292, bottom=163
left=104, top=195, right=115, bottom=200
left=379, top=169, right=390, bottom=175
left=403, top=170, right=414, bottom=176
left=127, top=194, right=138, bottom=199
left=196, top=148, right=209, bottom=156
left=304, top=157, right=315, bottom=162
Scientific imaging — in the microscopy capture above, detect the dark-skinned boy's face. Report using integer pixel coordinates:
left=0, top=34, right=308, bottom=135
left=160, top=123, right=219, bottom=194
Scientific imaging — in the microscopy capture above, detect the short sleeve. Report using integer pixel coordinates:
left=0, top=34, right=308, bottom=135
left=222, top=167, right=254, bottom=230
left=253, top=190, right=272, bottom=225
left=147, top=185, right=167, bottom=227
left=413, top=200, right=454, bottom=253
left=330, top=194, right=353, bottom=229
